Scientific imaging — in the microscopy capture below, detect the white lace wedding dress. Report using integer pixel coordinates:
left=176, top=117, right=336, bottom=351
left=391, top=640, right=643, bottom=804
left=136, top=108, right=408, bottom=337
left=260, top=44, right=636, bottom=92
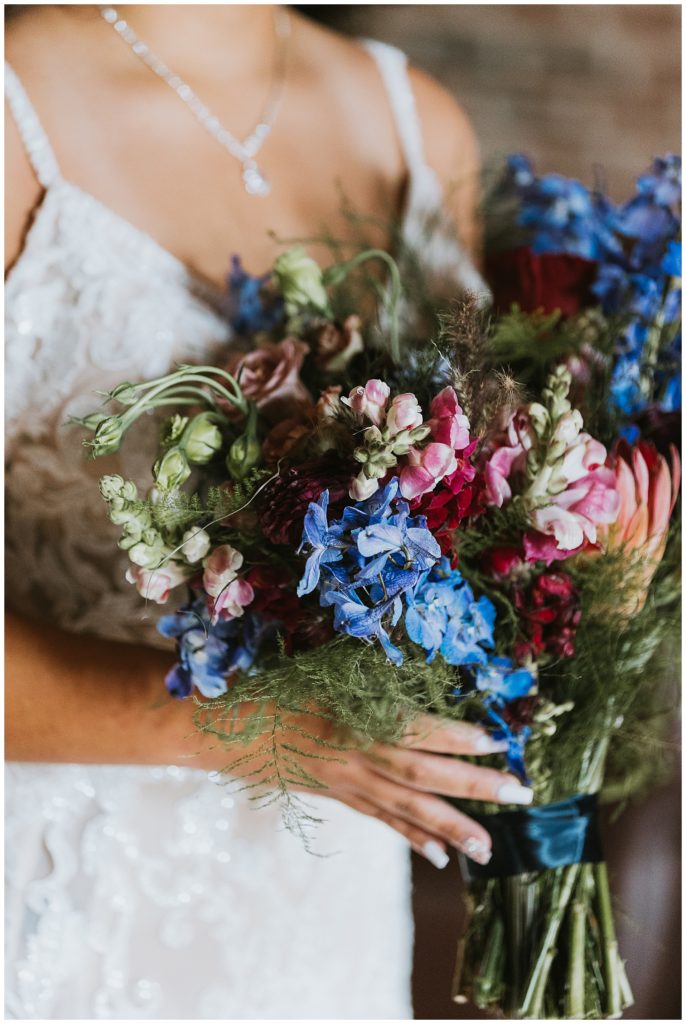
left=5, top=41, right=488, bottom=1020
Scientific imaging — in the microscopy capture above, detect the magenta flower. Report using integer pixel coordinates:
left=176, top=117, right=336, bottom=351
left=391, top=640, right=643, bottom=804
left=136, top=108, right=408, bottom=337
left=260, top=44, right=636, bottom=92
left=427, top=386, right=471, bottom=449
left=400, top=442, right=458, bottom=500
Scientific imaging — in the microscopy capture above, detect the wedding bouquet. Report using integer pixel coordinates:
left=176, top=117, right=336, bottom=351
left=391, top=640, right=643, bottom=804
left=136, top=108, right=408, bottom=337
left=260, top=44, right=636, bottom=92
left=77, top=154, right=681, bottom=1019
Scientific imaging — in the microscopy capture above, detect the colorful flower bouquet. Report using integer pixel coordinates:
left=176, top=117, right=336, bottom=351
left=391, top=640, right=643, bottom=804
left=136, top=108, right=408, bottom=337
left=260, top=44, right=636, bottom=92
left=76, top=154, right=681, bottom=1019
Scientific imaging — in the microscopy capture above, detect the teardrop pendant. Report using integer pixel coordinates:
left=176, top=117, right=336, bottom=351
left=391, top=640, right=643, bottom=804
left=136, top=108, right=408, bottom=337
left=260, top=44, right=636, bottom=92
left=242, top=160, right=271, bottom=198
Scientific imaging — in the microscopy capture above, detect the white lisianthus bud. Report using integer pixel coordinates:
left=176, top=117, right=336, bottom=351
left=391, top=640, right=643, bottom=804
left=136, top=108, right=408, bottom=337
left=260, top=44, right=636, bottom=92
left=181, top=528, right=211, bottom=564
left=182, top=414, right=223, bottom=465
left=128, top=536, right=170, bottom=569
left=273, top=246, right=331, bottom=317
left=153, top=448, right=191, bottom=490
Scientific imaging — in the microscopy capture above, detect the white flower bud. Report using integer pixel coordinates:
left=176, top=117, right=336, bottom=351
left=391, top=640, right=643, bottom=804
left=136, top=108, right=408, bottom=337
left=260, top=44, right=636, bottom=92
left=181, top=528, right=211, bottom=564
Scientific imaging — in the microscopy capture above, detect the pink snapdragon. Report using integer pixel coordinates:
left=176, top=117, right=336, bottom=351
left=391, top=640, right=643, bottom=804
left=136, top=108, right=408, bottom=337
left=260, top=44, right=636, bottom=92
left=125, top=563, right=189, bottom=604
left=203, top=544, right=245, bottom=596
left=202, top=544, right=255, bottom=624
left=428, top=387, right=471, bottom=449
left=343, top=379, right=390, bottom=426
left=210, top=577, right=255, bottom=623
left=385, top=393, right=424, bottom=436
left=482, top=391, right=620, bottom=562
left=399, top=443, right=458, bottom=500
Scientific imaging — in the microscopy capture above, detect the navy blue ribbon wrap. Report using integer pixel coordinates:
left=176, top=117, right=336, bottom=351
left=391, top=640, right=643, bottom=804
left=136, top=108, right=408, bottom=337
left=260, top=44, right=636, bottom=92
left=458, top=793, right=603, bottom=881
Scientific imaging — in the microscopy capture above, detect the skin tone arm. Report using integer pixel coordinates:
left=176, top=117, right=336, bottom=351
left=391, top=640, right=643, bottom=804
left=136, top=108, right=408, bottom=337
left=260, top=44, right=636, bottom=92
left=5, top=5, right=530, bottom=870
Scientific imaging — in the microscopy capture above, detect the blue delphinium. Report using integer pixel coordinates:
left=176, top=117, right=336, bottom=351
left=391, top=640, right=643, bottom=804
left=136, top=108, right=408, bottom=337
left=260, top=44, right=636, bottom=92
left=504, top=153, right=621, bottom=261
left=405, top=558, right=496, bottom=666
left=475, top=657, right=536, bottom=783
left=297, top=478, right=441, bottom=665
left=223, top=255, right=284, bottom=335
left=158, top=596, right=270, bottom=698
left=505, top=153, right=681, bottom=418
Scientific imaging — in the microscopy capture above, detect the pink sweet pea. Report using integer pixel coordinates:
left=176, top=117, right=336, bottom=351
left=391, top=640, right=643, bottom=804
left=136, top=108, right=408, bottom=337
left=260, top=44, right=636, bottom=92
left=343, top=379, right=390, bottom=426
left=209, top=577, right=255, bottom=624
left=385, top=393, right=423, bottom=436
left=428, top=387, right=471, bottom=449
left=125, top=563, right=189, bottom=604
left=399, top=443, right=458, bottom=500
left=203, top=544, right=244, bottom=597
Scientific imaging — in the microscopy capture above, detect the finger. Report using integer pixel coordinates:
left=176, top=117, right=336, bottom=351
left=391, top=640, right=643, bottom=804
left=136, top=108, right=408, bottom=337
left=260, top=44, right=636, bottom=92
left=400, top=715, right=509, bottom=756
left=366, top=745, right=533, bottom=806
left=338, top=792, right=451, bottom=870
left=343, top=768, right=493, bottom=865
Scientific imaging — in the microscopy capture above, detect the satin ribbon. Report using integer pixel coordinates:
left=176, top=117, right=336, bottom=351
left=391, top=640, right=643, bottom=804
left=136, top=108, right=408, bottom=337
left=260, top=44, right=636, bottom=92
left=459, top=793, right=603, bottom=881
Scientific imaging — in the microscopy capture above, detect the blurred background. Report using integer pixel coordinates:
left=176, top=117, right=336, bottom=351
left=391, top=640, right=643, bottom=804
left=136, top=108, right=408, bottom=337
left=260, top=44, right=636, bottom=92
left=299, top=4, right=682, bottom=1020
left=303, top=4, right=681, bottom=199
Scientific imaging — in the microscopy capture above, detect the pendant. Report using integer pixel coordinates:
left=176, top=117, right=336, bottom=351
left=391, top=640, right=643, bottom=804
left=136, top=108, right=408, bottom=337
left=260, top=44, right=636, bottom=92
left=242, top=160, right=271, bottom=198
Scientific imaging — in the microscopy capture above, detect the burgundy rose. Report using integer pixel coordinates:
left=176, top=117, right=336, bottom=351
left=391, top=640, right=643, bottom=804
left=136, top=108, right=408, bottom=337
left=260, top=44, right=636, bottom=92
left=485, top=247, right=598, bottom=317
left=259, top=456, right=353, bottom=547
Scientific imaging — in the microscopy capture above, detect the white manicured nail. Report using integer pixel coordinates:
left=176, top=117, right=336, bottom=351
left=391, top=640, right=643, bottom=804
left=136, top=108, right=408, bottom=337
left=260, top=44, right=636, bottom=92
left=422, top=841, right=450, bottom=869
left=475, top=734, right=510, bottom=753
left=497, top=782, right=534, bottom=805
left=460, top=837, right=492, bottom=865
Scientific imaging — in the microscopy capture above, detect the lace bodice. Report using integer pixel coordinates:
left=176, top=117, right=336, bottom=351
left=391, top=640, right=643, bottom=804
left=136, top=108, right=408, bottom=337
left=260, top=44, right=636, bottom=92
left=5, top=41, right=487, bottom=1019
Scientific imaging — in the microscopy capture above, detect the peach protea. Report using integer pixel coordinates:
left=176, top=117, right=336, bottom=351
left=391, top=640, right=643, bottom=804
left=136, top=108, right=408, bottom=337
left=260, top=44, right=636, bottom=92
left=597, top=438, right=680, bottom=613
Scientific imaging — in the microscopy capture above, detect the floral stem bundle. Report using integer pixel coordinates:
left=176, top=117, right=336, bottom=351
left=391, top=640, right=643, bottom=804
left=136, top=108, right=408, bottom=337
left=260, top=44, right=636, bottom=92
left=75, top=154, right=681, bottom=1018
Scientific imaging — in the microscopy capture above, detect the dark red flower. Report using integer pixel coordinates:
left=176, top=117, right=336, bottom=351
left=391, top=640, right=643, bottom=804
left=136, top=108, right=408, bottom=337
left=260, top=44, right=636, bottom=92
left=499, top=695, right=540, bottom=731
left=259, top=456, right=353, bottom=547
left=483, top=545, right=524, bottom=579
left=485, top=247, right=598, bottom=317
left=514, top=570, right=581, bottom=662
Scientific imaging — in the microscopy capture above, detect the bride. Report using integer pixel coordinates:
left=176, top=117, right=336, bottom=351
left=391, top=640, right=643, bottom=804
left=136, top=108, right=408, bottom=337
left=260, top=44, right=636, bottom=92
left=5, top=5, right=534, bottom=1018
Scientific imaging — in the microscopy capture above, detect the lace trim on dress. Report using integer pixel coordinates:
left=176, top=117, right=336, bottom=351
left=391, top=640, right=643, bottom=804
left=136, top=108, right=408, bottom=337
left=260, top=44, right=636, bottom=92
left=4, top=63, right=61, bottom=188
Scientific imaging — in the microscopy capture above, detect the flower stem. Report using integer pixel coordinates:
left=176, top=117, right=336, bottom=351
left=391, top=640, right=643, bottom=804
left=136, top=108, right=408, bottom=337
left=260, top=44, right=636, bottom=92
left=323, top=248, right=403, bottom=363
left=518, top=863, right=580, bottom=1018
left=594, top=861, right=623, bottom=1018
left=565, top=863, right=592, bottom=1017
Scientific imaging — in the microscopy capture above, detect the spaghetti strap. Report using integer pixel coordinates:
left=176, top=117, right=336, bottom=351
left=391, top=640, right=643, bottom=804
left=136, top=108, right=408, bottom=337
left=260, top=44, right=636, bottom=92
left=5, top=62, right=61, bottom=188
left=360, top=38, right=431, bottom=185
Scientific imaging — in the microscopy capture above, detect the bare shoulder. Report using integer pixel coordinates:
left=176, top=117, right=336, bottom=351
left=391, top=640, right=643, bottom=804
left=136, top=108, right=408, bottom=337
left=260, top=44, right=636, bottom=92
left=407, top=64, right=480, bottom=188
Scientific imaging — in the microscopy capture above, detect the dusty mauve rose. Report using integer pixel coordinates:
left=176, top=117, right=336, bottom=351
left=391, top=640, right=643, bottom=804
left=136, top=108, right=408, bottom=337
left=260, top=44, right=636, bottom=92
left=226, top=337, right=312, bottom=423
left=311, top=315, right=364, bottom=373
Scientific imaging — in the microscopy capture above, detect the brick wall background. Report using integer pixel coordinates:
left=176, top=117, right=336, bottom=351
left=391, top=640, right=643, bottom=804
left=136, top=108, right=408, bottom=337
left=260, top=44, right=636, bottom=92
left=306, top=3, right=681, bottom=201
left=301, top=5, right=682, bottom=1021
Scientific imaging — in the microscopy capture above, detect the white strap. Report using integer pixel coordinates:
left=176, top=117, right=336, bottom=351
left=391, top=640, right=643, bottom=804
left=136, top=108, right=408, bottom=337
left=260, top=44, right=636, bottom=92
left=361, top=38, right=428, bottom=182
left=5, top=62, right=60, bottom=188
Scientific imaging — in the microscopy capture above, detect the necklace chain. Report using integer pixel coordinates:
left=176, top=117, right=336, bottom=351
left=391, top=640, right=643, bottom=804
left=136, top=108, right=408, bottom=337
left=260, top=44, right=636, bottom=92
left=99, top=5, right=291, bottom=197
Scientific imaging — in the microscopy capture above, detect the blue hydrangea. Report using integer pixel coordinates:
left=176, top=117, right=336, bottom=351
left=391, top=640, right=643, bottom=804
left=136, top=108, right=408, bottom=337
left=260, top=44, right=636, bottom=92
left=158, top=597, right=270, bottom=698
